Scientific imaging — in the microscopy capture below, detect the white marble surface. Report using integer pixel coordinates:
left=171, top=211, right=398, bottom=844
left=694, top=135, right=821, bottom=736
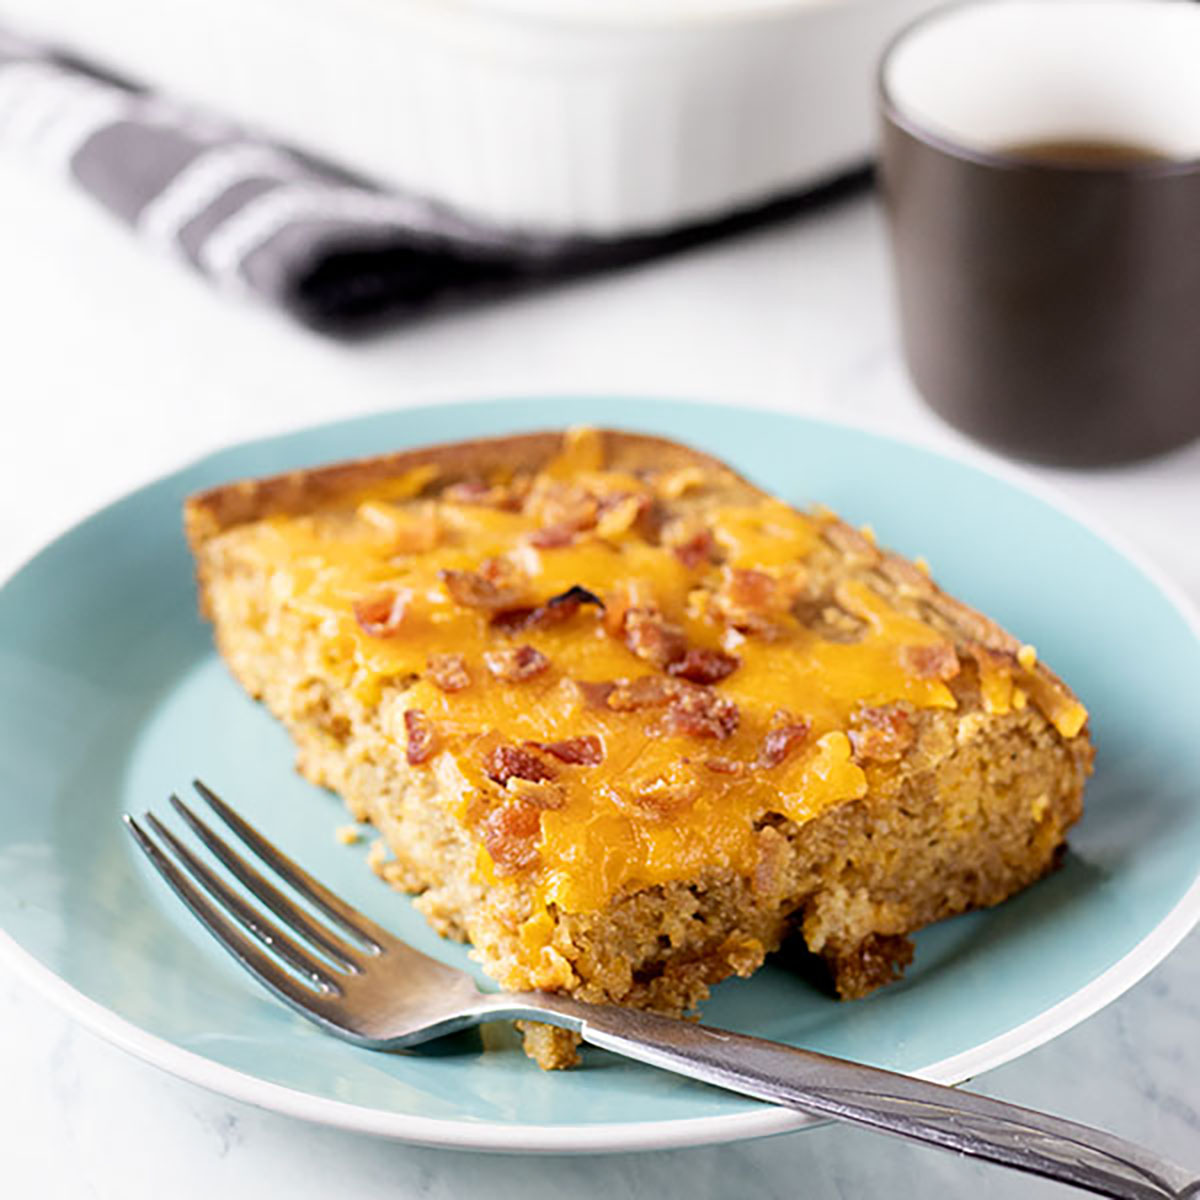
left=0, top=156, right=1197, bottom=1198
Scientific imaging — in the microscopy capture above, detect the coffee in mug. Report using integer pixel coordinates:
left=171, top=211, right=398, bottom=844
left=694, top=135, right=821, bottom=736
left=879, top=0, right=1200, bottom=467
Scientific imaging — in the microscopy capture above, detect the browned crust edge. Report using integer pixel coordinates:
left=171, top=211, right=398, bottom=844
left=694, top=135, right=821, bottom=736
left=183, top=429, right=750, bottom=550
left=183, top=426, right=1090, bottom=733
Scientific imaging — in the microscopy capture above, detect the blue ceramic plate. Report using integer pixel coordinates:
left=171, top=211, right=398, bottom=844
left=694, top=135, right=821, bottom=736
left=2, top=399, right=1198, bottom=1152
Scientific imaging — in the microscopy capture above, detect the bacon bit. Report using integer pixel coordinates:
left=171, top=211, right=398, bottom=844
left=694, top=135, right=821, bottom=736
left=657, top=466, right=706, bottom=500
left=600, top=674, right=739, bottom=740
left=712, top=567, right=783, bottom=637
left=490, top=607, right=537, bottom=634
left=629, top=779, right=698, bottom=820
left=523, top=488, right=654, bottom=546
left=672, top=529, right=717, bottom=570
left=440, top=559, right=526, bottom=611
left=658, top=686, right=739, bottom=741
left=848, top=705, right=915, bottom=762
left=667, top=648, right=740, bottom=685
left=900, top=642, right=960, bottom=681
left=528, top=522, right=580, bottom=549
left=490, top=584, right=604, bottom=635
left=595, top=493, right=650, bottom=539
left=727, top=567, right=776, bottom=610
left=426, top=653, right=471, bottom=693
left=484, top=744, right=557, bottom=786
left=443, top=479, right=523, bottom=511
left=572, top=679, right=616, bottom=709
left=443, top=479, right=491, bottom=503
left=483, top=802, right=542, bottom=875
left=482, top=556, right=519, bottom=583
left=524, top=735, right=605, bottom=766
left=704, top=757, right=746, bottom=775
left=601, top=580, right=656, bottom=638
left=606, top=675, right=678, bottom=711
left=441, top=568, right=499, bottom=608
left=484, top=645, right=550, bottom=682
left=633, top=497, right=670, bottom=544
left=756, top=720, right=811, bottom=768
left=505, top=778, right=566, bottom=810
left=403, top=710, right=436, bottom=766
left=353, top=590, right=411, bottom=638
left=525, top=491, right=611, bottom=547
left=621, top=608, right=688, bottom=668
left=523, top=481, right=600, bottom=535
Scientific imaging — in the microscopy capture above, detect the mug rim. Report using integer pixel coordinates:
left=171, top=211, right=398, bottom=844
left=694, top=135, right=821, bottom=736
left=877, top=0, right=1200, bottom=177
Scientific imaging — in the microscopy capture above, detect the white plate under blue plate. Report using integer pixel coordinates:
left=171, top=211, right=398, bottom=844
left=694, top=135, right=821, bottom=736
left=1, top=398, right=1198, bottom=1153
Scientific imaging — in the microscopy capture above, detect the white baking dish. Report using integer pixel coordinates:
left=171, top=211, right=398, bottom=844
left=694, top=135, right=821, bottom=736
left=0, top=0, right=943, bottom=236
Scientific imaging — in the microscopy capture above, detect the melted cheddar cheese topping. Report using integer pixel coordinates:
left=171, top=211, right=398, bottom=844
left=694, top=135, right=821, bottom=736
left=235, top=429, right=1080, bottom=913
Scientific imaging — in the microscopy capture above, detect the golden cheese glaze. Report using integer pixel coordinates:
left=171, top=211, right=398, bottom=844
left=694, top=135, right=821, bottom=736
left=235, top=429, right=1082, bottom=914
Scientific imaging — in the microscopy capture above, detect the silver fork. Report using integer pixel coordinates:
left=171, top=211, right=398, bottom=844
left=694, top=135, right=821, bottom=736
left=125, top=781, right=1198, bottom=1200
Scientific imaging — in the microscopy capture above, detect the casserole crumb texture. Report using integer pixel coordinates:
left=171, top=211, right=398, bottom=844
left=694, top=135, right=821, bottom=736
left=186, top=428, right=1092, bottom=1068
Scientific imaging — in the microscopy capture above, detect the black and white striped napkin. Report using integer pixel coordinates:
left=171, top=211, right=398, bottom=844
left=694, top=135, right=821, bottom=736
left=0, top=24, right=868, bottom=335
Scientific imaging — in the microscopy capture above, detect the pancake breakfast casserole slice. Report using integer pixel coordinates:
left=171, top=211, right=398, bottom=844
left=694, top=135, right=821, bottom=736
left=185, top=427, right=1093, bottom=1068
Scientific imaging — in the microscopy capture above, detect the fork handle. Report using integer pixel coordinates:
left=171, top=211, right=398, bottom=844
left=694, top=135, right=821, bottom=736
left=500, top=995, right=1198, bottom=1199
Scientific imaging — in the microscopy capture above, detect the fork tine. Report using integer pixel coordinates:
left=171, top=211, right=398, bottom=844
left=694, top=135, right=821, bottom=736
left=124, top=815, right=347, bottom=1027
left=143, top=813, right=343, bottom=995
left=192, top=780, right=389, bottom=952
left=170, top=794, right=363, bottom=974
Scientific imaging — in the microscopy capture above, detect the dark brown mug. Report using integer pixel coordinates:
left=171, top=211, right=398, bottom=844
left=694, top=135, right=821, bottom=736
left=879, top=0, right=1200, bottom=467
